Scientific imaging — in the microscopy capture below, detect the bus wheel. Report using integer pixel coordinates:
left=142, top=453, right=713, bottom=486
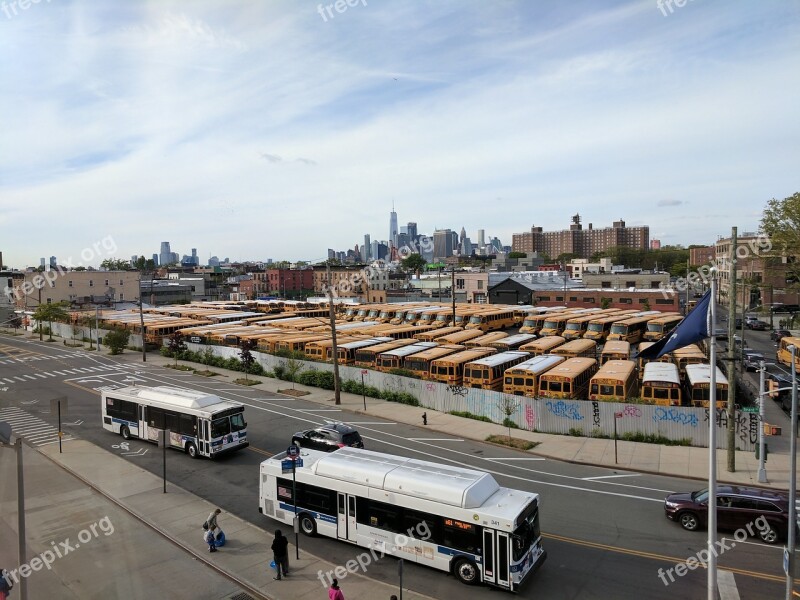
left=186, top=442, right=199, bottom=459
left=121, top=426, right=131, bottom=440
left=299, top=513, right=317, bottom=536
left=453, top=557, right=479, bottom=585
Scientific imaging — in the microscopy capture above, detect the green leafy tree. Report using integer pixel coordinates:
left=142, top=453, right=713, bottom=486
left=508, top=252, right=527, bottom=259
left=32, top=302, right=69, bottom=341
left=284, top=356, right=303, bottom=389
left=401, top=253, right=427, bottom=273
left=761, top=191, right=800, bottom=288
left=100, top=259, right=131, bottom=271
left=600, top=297, right=612, bottom=309
left=167, top=331, right=187, bottom=367
left=239, top=338, right=257, bottom=381
left=104, top=328, right=130, bottom=355
left=498, top=396, right=521, bottom=440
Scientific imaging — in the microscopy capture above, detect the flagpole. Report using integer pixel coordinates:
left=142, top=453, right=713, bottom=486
left=708, top=274, right=718, bottom=600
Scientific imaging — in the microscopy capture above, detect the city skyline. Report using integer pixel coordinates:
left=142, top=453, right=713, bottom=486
left=1, top=1, right=797, bottom=267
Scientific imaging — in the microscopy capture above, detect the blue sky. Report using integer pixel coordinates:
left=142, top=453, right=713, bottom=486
left=1, top=0, right=798, bottom=267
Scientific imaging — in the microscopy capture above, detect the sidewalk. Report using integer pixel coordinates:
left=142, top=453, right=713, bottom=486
left=137, top=351, right=796, bottom=490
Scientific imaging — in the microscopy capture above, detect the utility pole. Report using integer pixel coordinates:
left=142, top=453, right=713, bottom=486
left=685, top=257, right=690, bottom=315
left=726, top=227, right=737, bottom=472
left=38, top=286, right=42, bottom=341
left=451, top=268, right=456, bottom=323
left=138, top=271, right=147, bottom=362
left=326, top=263, right=341, bottom=405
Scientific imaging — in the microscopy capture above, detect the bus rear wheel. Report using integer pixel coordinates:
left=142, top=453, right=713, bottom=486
left=186, top=442, right=199, bottom=459
left=121, top=426, right=131, bottom=440
left=453, top=557, right=479, bottom=585
left=299, top=514, right=317, bottom=536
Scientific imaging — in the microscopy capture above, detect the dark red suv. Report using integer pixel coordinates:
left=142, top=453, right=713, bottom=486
left=664, top=485, right=793, bottom=544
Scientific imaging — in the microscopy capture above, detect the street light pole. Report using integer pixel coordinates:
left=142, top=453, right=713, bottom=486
left=707, top=274, right=718, bottom=600
left=786, top=344, right=797, bottom=600
left=758, top=360, right=767, bottom=483
left=0, top=422, right=27, bottom=600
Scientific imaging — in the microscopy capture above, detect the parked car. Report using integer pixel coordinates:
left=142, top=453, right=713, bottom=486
left=664, top=485, right=793, bottom=543
left=742, top=351, right=765, bottom=371
left=291, top=422, right=364, bottom=452
left=748, top=320, right=768, bottom=331
left=771, top=329, right=791, bottom=341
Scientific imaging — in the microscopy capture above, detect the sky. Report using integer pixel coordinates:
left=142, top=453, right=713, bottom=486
left=1, top=0, right=799, bottom=268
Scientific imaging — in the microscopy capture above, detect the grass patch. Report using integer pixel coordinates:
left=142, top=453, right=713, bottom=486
left=234, top=378, right=260, bottom=386
left=278, top=389, right=310, bottom=396
left=194, top=370, right=220, bottom=377
left=45, top=338, right=58, bottom=342
left=449, top=410, right=494, bottom=423
left=165, top=364, right=194, bottom=372
left=486, top=435, right=540, bottom=451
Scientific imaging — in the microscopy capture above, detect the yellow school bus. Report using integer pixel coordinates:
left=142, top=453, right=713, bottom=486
left=487, top=333, right=538, bottom=351
left=353, top=339, right=415, bottom=367
left=463, top=332, right=509, bottom=348
left=402, top=344, right=466, bottom=379
left=519, top=336, right=566, bottom=357
left=643, top=314, right=683, bottom=342
left=503, top=354, right=566, bottom=396
left=672, top=345, right=707, bottom=379
left=582, top=311, right=640, bottom=342
left=684, top=364, right=728, bottom=408
left=589, top=360, right=638, bottom=402
left=434, top=329, right=485, bottom=345
left=561, top=310, right=623, bottom=340
left=462, top=351, right=531, bottom=391
left=520, top=309, right=575, bottom=335
left=375, top=342, right=439, bottom=372
left=334, top=337, right=395, bottom=364
left=429, top=348, right=497, bottom=385
left=465, top=309, right=517, bottom=332
left=641, top=362, right=682, bottom=406
left=600, top=341, right=631, bottom=365
left=413, top=326, right=464, bottom=342
left=552, top=339, right=598, bottom=360
left=538, top=358, right=598, bottom=399
left=607, top=312, right=662, bottom=344
left=777, top=337, right=800, bottom=372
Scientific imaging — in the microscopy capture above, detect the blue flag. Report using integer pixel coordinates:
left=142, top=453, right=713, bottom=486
left=637, top=291, right=711, bottom=360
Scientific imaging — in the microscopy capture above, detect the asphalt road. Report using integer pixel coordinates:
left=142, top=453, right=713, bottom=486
left=0, top=334, right=793, bottom=599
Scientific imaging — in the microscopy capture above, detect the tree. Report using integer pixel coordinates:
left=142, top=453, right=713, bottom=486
left=32, top=302, right=69, bottom=341
left=239, top=338, right=257, bottom=381
left=284, top=356, right=303, bottom=389
left=167, top=331, right=187, bottom=367
left=508, top=252, right=527, bottom=259
left=555, top=253, right=578, bottom=265
left=100, top=259, right=131, bottom=271
left=498, top=396, right=521, bottom=440
left=401, top=253, right=427, bottom=273
left=8, top=314, right=22, bottom=333
left=761, top=191, right=800, bottom=288
left=104, top=328, right=130, bottom=355
left=600, top=297, right=612, bottom=309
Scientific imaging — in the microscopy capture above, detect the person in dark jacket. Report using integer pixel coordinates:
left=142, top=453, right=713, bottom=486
left=271, top=529, right=289, bottom=580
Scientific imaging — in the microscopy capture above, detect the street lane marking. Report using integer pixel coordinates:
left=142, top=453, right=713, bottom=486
left=544, top=532, right=784, bottom=583
left=249, top=446, right=273, bottom=457
left=297, top=409, right=343, bottom=412
left=408, top=438, right=464, bottom=442
left=717, top=570, right=740, bottom=600
left=582, top=474, right=642, bottom=481
left=483, top=457, right=546, bottom=461
left=346, top=422, right=398, bottom=425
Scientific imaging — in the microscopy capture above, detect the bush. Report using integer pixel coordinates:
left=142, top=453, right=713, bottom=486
left=388, top=368, right=419, bottom=379
left=450, top=411, right=494, bottom=423
left=619, top=432, right=692, bottom=446
left=568, top=428, right=583, bottom=437
left=502, top=418, right=519, bottom=430
left=104, top=328, right=130, bottom=355
left=381, top=391, right=419, bottom=406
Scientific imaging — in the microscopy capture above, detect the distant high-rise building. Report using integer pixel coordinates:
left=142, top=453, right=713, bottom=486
left=512, top=215, right=649, bottom=259
left=131, top=255, right=138, bottom=264
left=363, top=234, right=371, bottom=262
left=650, top=239, right=661, bottom=250
left=478, top=229, right=485, bottom=248
left=40, top=257, right=45, bottom=268
left=460, top=227, right=466, bottom=244
left=433, top=230, right=454, bottom=262
left=389, top=204, right=398, bottom=247
left=152, top=254, right=159, bottom=266
left=159, top=242, right=172, bottom=267
left=49, top=256, right=57, bottom=268
left=407, top=222, right=418, bottom=240
left=208, top=256, right=220, bottom=267
left=328, top=248, right=335, bottom=260
left=191, top=248, right=199, bottom=265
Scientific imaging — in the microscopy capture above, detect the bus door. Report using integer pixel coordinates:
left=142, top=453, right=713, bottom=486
left=337, top=493, right=358, bottom=543
left=482, top=529, right=511, bottom=588
left=198, top=419, right=210, bottom=457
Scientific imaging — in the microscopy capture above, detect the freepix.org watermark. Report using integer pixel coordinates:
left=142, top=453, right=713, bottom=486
left=2, top=516, right=115, bottom=586
left=1, top=0, right=52, bottom=20
left=657, top=515, right=770, bottom=586
left=317, top=0, right=367, bottom=23
left=657, top=0, right=696, bottom=17
left=316, top=520, right=431, bottom=588
left=659, top=234, right=773, bottom=300
left=3, top=235, right=119, bottom=303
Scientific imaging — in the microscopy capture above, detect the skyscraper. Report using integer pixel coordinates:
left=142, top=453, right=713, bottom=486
left=159, top=242, right=172, bottom=267
left=389, top=203, right=398, bottom=248
left=478, top=229, right=485, bottom=247
left=433, top=229, right=454, bottom=262
left=407, top=222, right=418, bottom=240
left=363, top=234, right=371, bottom=261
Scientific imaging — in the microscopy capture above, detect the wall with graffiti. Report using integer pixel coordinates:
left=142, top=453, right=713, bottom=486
left=189, top=343, right=758, bottom=451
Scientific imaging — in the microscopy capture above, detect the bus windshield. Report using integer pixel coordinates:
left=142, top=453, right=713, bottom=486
left=212, top=417, right=231, bottom=437
left=512, top=501, right=540, bottom=562
left=230, top=413, right=246, bottom=432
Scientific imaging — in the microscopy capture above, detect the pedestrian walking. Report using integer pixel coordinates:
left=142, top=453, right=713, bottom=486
left=206, top=508, right=221, bottom=532
left=422, top=412, right=427, bottom=425
left=328, top=578, right=345, bottom=600
left=271, top=529, right=289, bottom=580
left=204, top=528, right=217, bottom=553
left=0, top=569, right=13, bottom=600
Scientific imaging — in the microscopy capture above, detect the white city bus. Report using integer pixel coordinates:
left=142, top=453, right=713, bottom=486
left=259, top=447, right=546, bottom=591
left=101, top=385, right=248, bottom=459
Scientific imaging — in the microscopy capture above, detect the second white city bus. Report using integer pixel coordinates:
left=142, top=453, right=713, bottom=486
left=259, top=447, right=546, bottom=591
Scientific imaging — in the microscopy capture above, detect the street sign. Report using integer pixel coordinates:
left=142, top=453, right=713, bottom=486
left=742, top=406, right=759, bottom=413
left=361, top=369, right=368, bottom=375
left=281, top=457, right=303, bottom=473
left=287, top=444, right=299, bottom=458
left=614, top=412, right=623, bottom=418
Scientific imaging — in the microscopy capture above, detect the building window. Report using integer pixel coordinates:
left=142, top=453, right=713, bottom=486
left=120, top=279, right=124, bottom=286
left=69, top=280, right=73, bottom=287
left=89, top=280, right=94, bottom=287
left=625, top=281, right=636, bottom=288
left=583, top=297, right=595, bottom=303
left=105, top=279, right=109, bottom=286
left=569, top=296, right=578, bottom=302
left=555, top=296, right=564, bottom=302
left=619, top=297, right=632, bottom=304
left=477, top=280, right=484, bottom=290
left=638, top=298, right=648, bottom=304
left=601, top=281, right=611, bottom=288
left=655, top=298, right=674, bottom=305
left=119, top=293, right=123, bottom=300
